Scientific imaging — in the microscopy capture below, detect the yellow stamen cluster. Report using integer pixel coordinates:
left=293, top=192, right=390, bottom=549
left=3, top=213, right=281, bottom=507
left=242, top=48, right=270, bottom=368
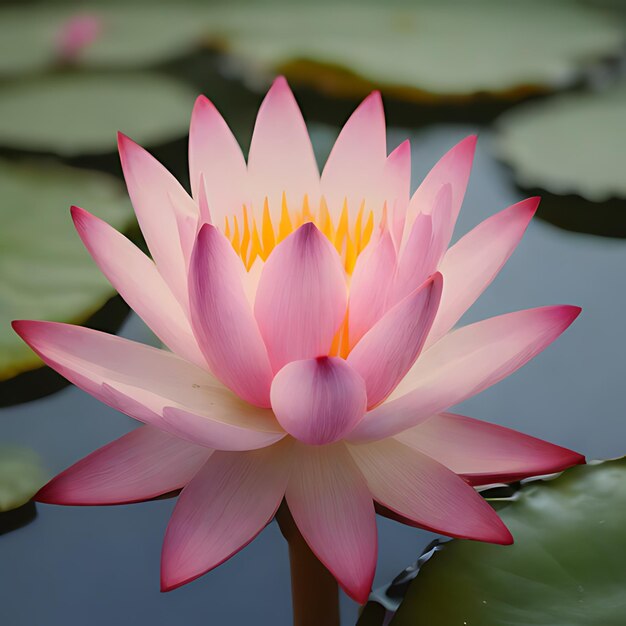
left=224, top=193, right=382, bottom=359
left=224, top=193, right=375, bottom=275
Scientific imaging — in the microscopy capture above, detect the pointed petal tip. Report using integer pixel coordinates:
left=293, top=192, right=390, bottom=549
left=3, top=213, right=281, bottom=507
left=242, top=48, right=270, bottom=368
left=464, top=133, right=478, bottom=148
left=494, top=525, right=514, bottom=546
left=387, top=139, right=411, bottom=168
left=33, top=480, right=56, bottom=504
left=293, top=220, right=324, bottom=244
left=271, top=74, right=289, bottom=90
left=360, top=89, right=383, bottom=112
left=160, top=570, right=196, bottom=593
left=431, top=270, right=444, bottom=288
left=117, top=131, right=141, bottom=161
left=513, top=196, right=541, bottom=216
left=346, top=581, right=373, bottom=606
left=70, top=204, right=92, bottom=232
left=116, top=130, right=131, bottom=147
left=451, top=134, right=477, bottom=160
left=561, top=304, right=583, bottom=323
left=264, top=75, right=295, bottom=103
left=11, top=319, right=39, bottom=341
left=193, top=94, right=212, bottom=110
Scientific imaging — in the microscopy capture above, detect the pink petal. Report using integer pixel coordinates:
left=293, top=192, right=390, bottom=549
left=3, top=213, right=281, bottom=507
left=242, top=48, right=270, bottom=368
left=286, top=443, right=376, bottom=604
left=393, top=184, right=452, bottom=305
left=348, top=438, right=512, bottom=544
left=321, top=91, right=387, bottom=220
left=270, top=357, right=367, bottom=445
left=71, top=206, right=205, bottom=368
left=385, top=139, right=412, bottom=246
left=101, top=382, right=284, bottom=452
left=188, top=95, right=247, bottom=227
left=189, top=224, right=273, bottom=407
left=36, top=426, right=210, bottom=505
left=117, top=133, right=197, bottom=308
left=397, top=412, right=585, bottom=485
left=348, top=273, right=443, bottom=408
left=12, top=321, right=283, bottom=450
left=247, top=77, right=319, bottom=221
left=161, top=442, right=292, bottom=591
left=426, top=197, right=539, bottom=347
left=348, top=229, right=397, bottom=348
left=402, top=135, right=476, bottom=249
left=254, top=223, right=347, bottom=371
left=350, top=305, right=581, bottom=441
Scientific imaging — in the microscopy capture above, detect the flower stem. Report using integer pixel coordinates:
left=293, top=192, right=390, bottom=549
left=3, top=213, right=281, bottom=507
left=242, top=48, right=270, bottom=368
left=276, top=503, right=340, bottom=626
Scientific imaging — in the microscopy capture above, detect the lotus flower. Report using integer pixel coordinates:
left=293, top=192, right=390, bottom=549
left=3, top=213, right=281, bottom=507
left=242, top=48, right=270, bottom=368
left=13, top=77, right=584, bottom=604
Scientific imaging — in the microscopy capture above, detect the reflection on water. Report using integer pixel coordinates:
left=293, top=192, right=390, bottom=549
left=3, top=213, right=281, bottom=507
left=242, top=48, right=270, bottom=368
left=1, top=125, right=625, bottom=626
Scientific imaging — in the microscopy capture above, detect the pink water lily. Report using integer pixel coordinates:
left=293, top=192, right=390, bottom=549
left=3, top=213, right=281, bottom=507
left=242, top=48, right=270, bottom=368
left=14, top=77, right=584, bottom=604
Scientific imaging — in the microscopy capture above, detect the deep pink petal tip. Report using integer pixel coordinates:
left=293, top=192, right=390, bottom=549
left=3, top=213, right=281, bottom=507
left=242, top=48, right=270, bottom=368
left=271, top=74, right=290, bottom=89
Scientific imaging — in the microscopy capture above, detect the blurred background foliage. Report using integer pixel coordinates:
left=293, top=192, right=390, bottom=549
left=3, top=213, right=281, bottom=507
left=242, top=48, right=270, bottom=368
left=0, top=0, right=625, bottom=621
left=0, top=0, right=624, bottom=383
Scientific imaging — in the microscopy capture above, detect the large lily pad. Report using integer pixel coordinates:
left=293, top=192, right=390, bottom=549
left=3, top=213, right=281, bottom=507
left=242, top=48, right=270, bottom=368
left=389, top=459, right=626, bottom=625
left=495, top=84, right=626, bottom=203
left=206, top=0, right=623, bottom=101
left=0, top=160, right=132, bottom=379
left=0, top=447, right=47, bottom=513
left=0, top=447, right=47, bottom=534
left=0, top=73, right=197, bottom=156
left=0, top=5, right=210, bottom=76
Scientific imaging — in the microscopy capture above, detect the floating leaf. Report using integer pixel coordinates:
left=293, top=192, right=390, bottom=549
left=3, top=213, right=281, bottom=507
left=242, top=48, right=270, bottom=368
left=495, top=84, right=626, bottom=203
left=389, top=459, right=626, bottom=626
left=0, top=5, right=210, bottom=75
left=0, top=73, right=197, bottom=156
left=0, top=160, right=132, bottom=379
left=0, top=447, right=47, bottom=512
left=206, top=0, right=623, bottom=101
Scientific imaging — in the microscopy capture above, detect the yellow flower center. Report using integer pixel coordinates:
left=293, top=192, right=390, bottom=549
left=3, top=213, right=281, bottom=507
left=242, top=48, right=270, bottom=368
left=224, top=193, right=383, bottom=359
left=224, top=193, right=377, bottom=275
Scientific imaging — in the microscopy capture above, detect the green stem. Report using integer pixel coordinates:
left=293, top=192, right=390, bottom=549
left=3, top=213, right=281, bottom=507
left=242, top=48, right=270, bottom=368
left=276, top=503, right=341, bottom=626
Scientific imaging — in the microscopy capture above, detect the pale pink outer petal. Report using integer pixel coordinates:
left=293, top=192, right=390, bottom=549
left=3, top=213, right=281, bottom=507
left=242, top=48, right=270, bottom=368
left=71, top=206, right=205, bottom=369
left=270, top=357, right=367, bottom=445
left=286, top=443, right=377, bottom=604
left=117, top=133, right=198, bottom=308
left=101, top=382, right=284, bottom=452
left=392, top=184, right=452, bottom=306
left=12, top=321, right=283, bottom=451
left=189, top=224, right=273, bottom=407
left=426, top=197, right=539, bottom=347
left=161, top=441, right=293, bottom=591
left=188, top=95, right=247, bottom=226
left=402, top=135, right=476, bottom=250
left=348, top=229, right=397, bottom=348
left=348, top=438, right=512, bottom=544
left=350, top=305, right=581, bottom=441
left=254, top=223, right=348, bottom=372
left=348, top=273, right=443, bottom=408
left=385, top=140, right=411, bottom=247
left=36, top=426, right=211, bottom=505
left=247, top=77, right=320, bottom=221
left=321, top=91, right=387, bottom=220
left=396, top=412, right=585, bottom=486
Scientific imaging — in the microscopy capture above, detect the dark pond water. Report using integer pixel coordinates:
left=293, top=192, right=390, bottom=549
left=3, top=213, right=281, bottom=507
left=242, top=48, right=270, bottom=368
left=1, top=123, right=625, bottom=626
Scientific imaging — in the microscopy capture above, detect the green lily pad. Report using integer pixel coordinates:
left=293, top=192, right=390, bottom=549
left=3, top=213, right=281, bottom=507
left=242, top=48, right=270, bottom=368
left=0, top=5, right=210, bottom=76
left=495, top=85, right=626, bottom=203
left=0, top=159, right=132, bottom=379
left=0, top=447, right=47, bottom=512
left=390, top=459, right=626, bottom=626
left=206, top=0, right=623, bottom=101
left=0, top=73, right=197, bottom=156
